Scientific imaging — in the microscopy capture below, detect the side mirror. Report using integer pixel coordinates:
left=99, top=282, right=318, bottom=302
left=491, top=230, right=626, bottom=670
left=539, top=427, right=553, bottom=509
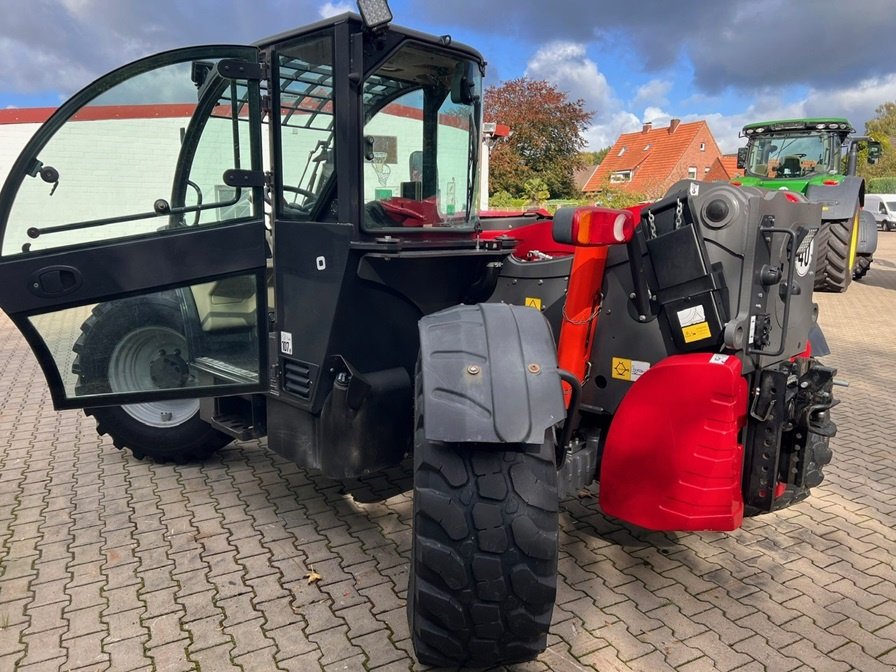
left=868, top=141, right=882, bottom=165
left=451, top=61, right=480, bottom=105
left=736, top=147, right=748, bottom=170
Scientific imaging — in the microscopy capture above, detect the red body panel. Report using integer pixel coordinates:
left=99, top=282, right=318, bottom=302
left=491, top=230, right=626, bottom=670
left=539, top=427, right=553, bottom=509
left=599, top=353, right=748, bottom=531
left=480, top=220, right=575, bottom=258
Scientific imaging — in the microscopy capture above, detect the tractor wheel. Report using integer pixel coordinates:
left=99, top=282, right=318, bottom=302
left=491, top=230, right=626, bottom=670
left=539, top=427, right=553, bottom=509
left=72, top=296, right=231, bottom=462
left=408, top=372, right=559, bottom=667
left=853, top=256, right=872, bottom=280
left=813, top=215, right=857, bottom=292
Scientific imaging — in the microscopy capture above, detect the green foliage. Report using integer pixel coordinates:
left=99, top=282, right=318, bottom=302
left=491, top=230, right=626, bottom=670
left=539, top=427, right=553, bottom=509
left=523, top=177, right=550, bottom=205
left=579, top=147, right=610, bottom=166
left=485, top=78, right=592, bottom=200
left=488, top=190, right=524, bottom=209
left=585, top=181, right=650, bottom=209
left=867, top=177, right=896, bottom=193
left=861, top=102, right=896, bottom=179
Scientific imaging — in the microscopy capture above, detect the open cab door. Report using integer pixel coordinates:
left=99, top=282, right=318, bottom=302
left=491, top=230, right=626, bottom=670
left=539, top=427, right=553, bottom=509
left=0, top=46, right=269, bottom=414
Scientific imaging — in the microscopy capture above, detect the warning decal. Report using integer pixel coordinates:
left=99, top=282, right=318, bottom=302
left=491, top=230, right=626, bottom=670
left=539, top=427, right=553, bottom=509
left=677, top=305, right=706, bottom=328
left=611, top=357, right=650, bottom=381
left=683, top=322, right=711, bottom=343
left=280, top=331, right=293, bottom=355
left=525, top=297, right=543, bottom=310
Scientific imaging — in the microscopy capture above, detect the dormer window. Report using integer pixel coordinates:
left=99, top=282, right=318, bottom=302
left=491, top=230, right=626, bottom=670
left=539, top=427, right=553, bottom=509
left=610, top=170, right=632, bottom=183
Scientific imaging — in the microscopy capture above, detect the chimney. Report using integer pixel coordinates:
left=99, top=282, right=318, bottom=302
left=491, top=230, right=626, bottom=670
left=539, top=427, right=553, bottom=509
left=642, top=122, right=652, bottom=133
left=668, top=118, right=681, bottom=134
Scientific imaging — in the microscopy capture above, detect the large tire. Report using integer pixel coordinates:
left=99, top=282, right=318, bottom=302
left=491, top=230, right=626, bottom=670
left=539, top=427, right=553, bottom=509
left=853, top=255, right=872, bottom=280
left=72, top=296, right=230, bottom=462
left=813, top=215, right=857, bottom=292
left=409, top=371, right=559, bottom=667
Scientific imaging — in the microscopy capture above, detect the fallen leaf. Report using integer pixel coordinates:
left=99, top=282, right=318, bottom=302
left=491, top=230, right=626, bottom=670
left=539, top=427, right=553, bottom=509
left=305, top=567, right=322, bottom=584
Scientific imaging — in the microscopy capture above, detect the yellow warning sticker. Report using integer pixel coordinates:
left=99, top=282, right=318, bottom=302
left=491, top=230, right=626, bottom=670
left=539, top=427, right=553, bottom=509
left=611, top=357, right=650, bottom=381
left=525, top=296, right=543, bottom=310
left=683, top=321, right=711, bottom=343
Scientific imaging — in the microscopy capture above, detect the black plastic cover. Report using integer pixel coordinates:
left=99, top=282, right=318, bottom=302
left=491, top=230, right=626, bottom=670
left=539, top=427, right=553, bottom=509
left=419, top=303, right=565, bottom=444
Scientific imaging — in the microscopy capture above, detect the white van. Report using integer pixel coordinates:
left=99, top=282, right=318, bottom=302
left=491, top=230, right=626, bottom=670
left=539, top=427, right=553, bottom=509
left=863, top=194, right=896, bottom=231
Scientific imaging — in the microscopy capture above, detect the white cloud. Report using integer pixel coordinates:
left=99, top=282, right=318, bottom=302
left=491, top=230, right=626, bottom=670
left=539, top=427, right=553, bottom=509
left=319, top=2, right=353, bottom=18
left=633, top=79, right=672, bottom=111
left=524, top=41, right=640, bottom=150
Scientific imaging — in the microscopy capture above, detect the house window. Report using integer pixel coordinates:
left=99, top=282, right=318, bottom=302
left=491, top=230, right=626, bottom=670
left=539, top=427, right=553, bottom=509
left=618, top=146, right=626, bottom=156
left=700, top=143, right=705, bottom=151
left=687, top=166, right=697, bottom=180
left=704, top=166, right=710, bottom=173
left=610, top=170, right=632, bottom=183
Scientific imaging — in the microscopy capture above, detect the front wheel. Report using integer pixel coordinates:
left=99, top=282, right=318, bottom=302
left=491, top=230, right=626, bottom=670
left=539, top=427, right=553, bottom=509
left=72, top=296, right=230, bottom=462
left=813, top=215, right=857, bottom=292
left=853, top=256, right=872, bottom=280
left=409, top=380, right=559, bottom=666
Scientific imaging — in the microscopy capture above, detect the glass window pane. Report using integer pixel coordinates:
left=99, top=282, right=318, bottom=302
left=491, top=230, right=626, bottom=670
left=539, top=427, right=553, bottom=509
left=29, top=275, right=261, bottom=400
left=362, top=45, right=480, bottom=230
left=4, top=57, right=256, bottom=257
left=277, top=33, right=336, bottom=219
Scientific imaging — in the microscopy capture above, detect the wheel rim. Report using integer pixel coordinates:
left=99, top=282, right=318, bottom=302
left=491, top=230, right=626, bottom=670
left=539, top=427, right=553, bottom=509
left=108, top=326, right=199, bottom=428
left=848, top=209, right=860, bottom=269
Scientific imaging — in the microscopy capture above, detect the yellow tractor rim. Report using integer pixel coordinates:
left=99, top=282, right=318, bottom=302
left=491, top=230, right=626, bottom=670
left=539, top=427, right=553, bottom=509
left=848, top=208, right=860, bottom=270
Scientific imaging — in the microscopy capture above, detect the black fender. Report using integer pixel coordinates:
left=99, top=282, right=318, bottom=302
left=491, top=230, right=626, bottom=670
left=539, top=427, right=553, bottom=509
left=805, top=176, right=863, bottom=221
left=856, top=209, right=878, bottom=256
left=418, top=303, right=566, bottom=445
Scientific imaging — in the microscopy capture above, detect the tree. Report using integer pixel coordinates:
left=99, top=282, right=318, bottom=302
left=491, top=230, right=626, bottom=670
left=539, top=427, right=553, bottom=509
left=861, top=102, right=896, bottom=179
left=485, top=78, right=592, bottom=199
left=580, top=147, right=610, bottom=166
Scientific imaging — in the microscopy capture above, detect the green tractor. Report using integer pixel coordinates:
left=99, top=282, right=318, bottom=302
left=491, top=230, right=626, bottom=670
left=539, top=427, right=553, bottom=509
left=736, top=118, right=881, bottom=291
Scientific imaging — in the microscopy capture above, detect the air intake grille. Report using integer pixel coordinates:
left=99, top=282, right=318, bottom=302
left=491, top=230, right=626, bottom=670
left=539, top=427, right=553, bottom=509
left=282, top=359, right=314, bottom=399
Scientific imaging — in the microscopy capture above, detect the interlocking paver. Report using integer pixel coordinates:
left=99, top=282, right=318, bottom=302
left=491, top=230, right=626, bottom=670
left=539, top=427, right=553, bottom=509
left=1, top=232, right=895, bottom=672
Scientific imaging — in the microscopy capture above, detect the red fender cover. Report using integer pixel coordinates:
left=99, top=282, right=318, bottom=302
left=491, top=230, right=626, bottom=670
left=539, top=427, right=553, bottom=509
left=598, top=353, right=748, bottom=531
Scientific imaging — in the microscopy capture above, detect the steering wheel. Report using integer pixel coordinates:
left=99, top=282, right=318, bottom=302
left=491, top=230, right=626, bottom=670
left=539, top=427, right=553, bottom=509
left=280, top=186, right=317, bottom=214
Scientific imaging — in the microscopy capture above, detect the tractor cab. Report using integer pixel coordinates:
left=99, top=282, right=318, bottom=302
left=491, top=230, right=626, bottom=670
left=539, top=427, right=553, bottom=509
left=736, top=118, right=881, bottom=190
left=736, top=118, right=854, bottom=188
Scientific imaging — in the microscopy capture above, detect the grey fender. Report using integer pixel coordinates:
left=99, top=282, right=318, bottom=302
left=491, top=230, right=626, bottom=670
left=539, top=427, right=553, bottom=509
left=418, top=303, right=566, bottom=445
left=808, top=323, right=831, bottom=357
left=856, top=209, right=878, bottom=256
left=805, top=176, right=863, bottom=221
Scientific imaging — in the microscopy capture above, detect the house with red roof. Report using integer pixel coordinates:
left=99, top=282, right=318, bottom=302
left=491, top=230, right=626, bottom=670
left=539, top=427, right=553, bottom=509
left=582, top=119, right=722, bottom=198
left=705, top=154, right=742, bottom=181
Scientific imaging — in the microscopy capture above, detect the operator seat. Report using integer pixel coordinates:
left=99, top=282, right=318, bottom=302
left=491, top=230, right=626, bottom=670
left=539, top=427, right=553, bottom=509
left=780, top=155, right=802, bottom=177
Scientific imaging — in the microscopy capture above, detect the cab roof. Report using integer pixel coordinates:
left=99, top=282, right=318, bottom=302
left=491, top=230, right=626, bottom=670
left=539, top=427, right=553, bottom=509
left=742, top=118, right=854, bottom=134
left=253, top=12, right=484, bottom=65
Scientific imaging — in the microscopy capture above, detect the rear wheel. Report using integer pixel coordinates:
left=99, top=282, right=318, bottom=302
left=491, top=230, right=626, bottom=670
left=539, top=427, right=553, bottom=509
left=409, top=373, right=559, bottom=667
left=72, top=296, right=230, bottom=462
left=813, top=214, right=857, bottom=292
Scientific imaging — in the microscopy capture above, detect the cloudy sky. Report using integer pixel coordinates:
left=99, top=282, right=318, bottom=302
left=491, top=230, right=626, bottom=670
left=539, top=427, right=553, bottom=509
left=3, top=0, right=896, bottom=152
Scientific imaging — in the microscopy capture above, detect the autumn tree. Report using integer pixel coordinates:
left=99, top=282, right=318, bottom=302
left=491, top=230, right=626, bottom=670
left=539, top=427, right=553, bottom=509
left=485, top=78, right=592, bottom=199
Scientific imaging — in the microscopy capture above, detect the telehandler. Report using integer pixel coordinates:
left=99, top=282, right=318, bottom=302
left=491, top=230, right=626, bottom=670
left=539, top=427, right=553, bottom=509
left=0, top=2, right=838, bottom=665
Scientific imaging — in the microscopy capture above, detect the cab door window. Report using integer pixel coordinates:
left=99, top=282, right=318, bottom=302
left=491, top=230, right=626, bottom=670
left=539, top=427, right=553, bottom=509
left=2, top=51, right=258, bottom=257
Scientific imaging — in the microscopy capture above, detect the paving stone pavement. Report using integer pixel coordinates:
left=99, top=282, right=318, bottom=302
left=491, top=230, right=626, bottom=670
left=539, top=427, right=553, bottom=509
left=0, top=235, right=894, bottom=672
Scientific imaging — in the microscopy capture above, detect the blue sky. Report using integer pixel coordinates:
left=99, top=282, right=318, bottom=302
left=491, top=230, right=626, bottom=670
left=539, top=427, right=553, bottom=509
left=3, top=0, right=896, bottom=153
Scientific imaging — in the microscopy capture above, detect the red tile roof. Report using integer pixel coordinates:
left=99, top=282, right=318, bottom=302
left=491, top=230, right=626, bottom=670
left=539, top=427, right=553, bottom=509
left=583, top=119, right=721, bottom=195
left=705, top=154, right=741, bottom=181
